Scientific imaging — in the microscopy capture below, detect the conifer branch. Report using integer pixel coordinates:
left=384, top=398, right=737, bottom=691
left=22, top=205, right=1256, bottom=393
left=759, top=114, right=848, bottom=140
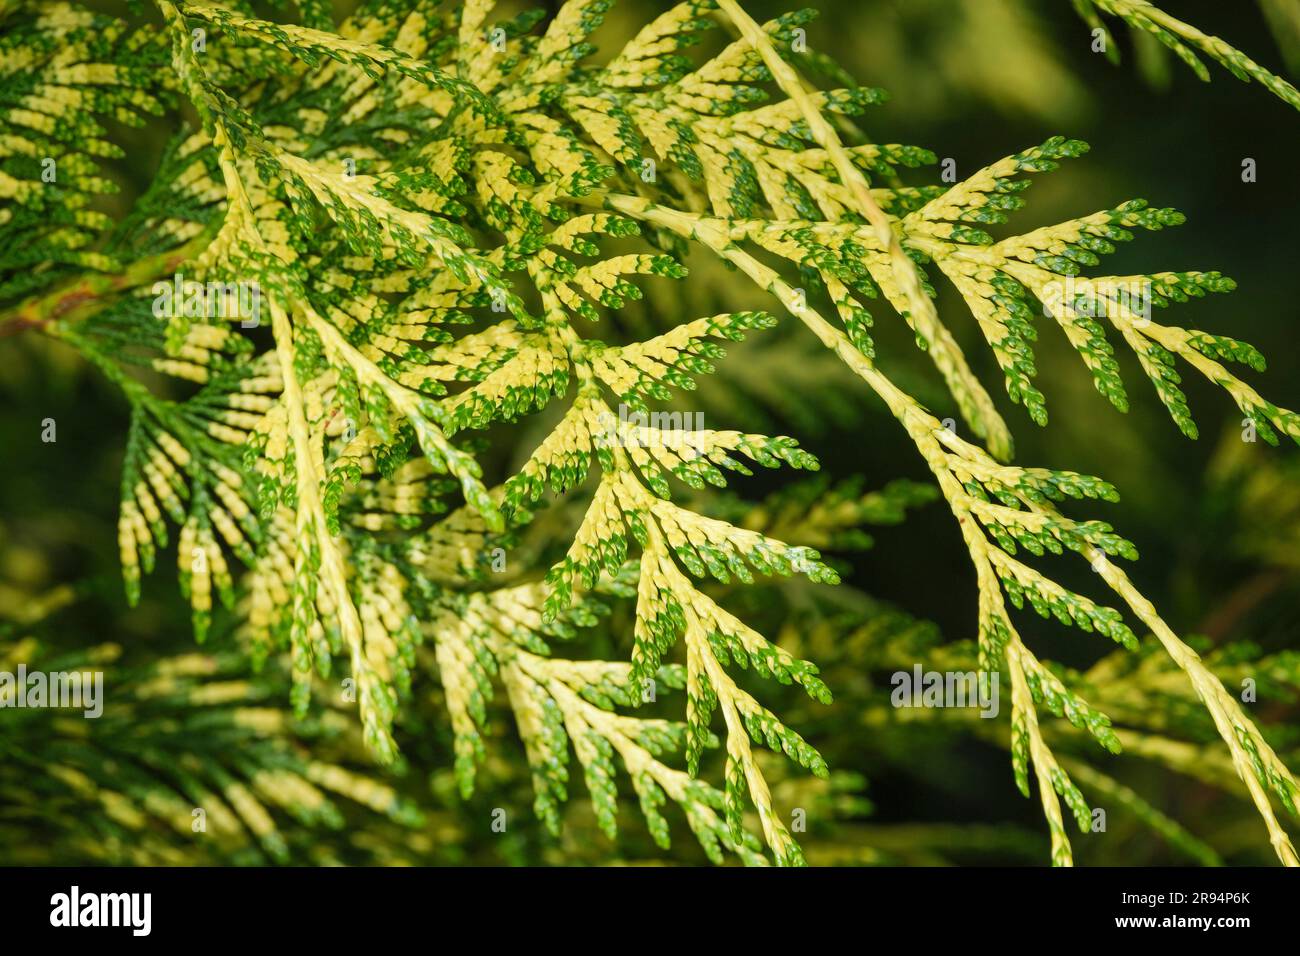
left=715, top=0, right=1014, bottom=461
left=3, top=0, right=1297, bottom=866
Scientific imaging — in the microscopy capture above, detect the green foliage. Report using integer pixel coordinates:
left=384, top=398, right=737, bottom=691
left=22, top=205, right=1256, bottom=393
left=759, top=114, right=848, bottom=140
left=0, top=599, right=424, bottom=865
left=2, top=0, right=1299, bottom=867
left=1077, top=0, right=1300, bottom=109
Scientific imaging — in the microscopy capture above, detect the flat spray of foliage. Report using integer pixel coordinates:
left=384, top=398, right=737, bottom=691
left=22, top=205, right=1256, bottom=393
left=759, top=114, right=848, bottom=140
left=2, top=0, right=1299, bottom=866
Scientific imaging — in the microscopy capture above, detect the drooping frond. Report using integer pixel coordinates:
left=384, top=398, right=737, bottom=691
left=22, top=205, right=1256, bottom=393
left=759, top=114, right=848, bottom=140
left=0, top=3, right=169, bottom=300
left=1074, top=0, right=1300, bottom=111
left=0, top=601, right=422, bottom=865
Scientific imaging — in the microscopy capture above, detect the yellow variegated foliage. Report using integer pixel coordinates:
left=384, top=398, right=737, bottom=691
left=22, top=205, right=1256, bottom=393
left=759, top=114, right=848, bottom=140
left=2, top=0, right=1299, bottom=867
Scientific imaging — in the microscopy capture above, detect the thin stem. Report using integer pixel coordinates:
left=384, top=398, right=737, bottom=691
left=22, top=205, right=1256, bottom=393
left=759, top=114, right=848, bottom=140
left=0, top=236, right=210, bottom=339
